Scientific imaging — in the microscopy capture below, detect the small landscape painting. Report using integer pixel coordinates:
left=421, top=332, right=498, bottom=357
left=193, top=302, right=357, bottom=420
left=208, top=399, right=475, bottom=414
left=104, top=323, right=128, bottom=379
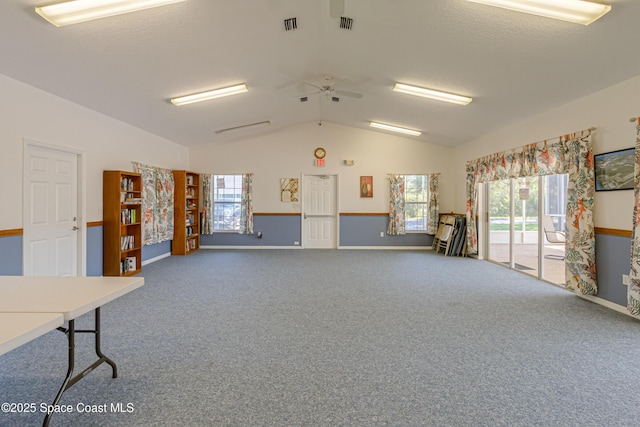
left=594, top=148, right=634, bottom=191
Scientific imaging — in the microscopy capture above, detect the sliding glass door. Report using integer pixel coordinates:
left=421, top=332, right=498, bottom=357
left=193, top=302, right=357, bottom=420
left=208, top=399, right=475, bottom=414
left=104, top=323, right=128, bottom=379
left=487, top=179, right=511, bottom=267
left=513, top=177, right=539, bottom=275
left=541, top=174, right=567, bottom=285
left=486, top=174, right=567, bottom=286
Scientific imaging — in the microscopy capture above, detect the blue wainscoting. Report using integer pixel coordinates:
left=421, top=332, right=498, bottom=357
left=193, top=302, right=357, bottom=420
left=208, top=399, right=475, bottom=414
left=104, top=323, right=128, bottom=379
left=595, top=233, right=631, bottom=308
left=86, top=225, right=103, bottom=276
left=340, top=215, right=433, bottom=247
left=201, top=215, right=302, bottom=247
left=144, top=240, right=171, bottom=262
left=0, top=234, right=23, bottom=275
left=199, top=214, right=434, bottom=248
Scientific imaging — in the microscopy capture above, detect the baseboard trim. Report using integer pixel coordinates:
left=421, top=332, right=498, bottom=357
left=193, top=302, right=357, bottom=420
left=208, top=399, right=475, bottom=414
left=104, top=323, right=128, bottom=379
left=339, top=246, right=432, bottom=250
left=201, top=245, right=302, bottom=250
left=576, top=293, right=635, bottom=319
left=142, top=252, right=171, bottom=266
left=200, top=245, right=432, bottom=250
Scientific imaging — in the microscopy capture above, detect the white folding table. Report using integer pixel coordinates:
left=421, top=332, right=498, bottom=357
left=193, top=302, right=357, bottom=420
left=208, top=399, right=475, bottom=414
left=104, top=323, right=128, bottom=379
left=0, top=312, right=64, bottom=356
left=0, top=275, right=144, bottom=426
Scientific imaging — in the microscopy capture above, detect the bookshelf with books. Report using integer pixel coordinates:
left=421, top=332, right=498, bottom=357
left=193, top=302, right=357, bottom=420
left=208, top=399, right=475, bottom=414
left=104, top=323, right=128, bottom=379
left=103, top=170, right=142, bottom=276
left=172, top=170, right=200, bottom=255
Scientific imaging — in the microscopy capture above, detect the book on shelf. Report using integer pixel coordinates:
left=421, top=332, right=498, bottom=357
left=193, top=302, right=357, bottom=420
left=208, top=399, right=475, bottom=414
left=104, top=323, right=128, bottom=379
left=123, top=195, right=142, bottom=204
left=120, top=235, right=135, bottom=251
left=120, top=256, right=137, bottom=273
left=120, top=177, right=135, bottom=191
left=121, top=208, right=137, bottom=224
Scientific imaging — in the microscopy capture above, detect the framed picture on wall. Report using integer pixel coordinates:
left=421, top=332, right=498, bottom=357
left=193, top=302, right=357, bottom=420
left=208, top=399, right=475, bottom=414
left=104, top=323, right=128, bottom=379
left=594, top=148, right=635, bottom=191
left=360, top=176, right=373, bottom=198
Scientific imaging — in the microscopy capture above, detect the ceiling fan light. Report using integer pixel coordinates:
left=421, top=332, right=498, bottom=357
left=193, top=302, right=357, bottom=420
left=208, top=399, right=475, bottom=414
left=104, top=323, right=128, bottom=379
left=171, top=84, right=248, bottom=106
left=35, top=0, right=188, bottom=27
left=464, top=0, right=611, bottom=25
left=369, top=122, right=422, bottom=136
left=393, top=83, right=472, bottom=105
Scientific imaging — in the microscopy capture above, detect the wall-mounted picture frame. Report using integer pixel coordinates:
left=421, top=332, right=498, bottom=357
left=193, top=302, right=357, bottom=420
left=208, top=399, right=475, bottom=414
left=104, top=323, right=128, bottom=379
left=594, top=148, right=635, bottom=191
left=360, top=176, right=373, bottom=198
left=280, top=178, right=299, bottom=202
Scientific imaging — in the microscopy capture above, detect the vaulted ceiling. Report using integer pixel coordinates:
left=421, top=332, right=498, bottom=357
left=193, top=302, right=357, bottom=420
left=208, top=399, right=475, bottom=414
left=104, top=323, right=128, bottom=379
left=1, top=1, right=636, bottom=147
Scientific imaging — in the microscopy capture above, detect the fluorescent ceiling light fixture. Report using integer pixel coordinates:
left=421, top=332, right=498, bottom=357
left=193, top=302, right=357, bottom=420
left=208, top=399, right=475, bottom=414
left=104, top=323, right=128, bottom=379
left=464, top=0, right=611, bottom=25
left=35, top=0, right=187, bottom=27
left=369, top=122, right=422, bottom=137
left=393, top=83, right=472, bottom=106
left=215, top=121, right=271, bottom=135
left=171, top=84, right=249, bottom=106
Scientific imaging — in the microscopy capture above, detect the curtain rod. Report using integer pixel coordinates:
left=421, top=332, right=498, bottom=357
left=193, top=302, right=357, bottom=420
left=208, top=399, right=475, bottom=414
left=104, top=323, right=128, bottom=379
left=524, top=126, right=596, bottom=147
left=518, top=126, right=596, bottom=147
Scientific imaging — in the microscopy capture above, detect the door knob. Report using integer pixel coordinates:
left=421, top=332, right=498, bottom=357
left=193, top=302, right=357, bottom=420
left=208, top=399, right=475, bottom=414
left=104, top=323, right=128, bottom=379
left=72, top=226, right=79, bottom=231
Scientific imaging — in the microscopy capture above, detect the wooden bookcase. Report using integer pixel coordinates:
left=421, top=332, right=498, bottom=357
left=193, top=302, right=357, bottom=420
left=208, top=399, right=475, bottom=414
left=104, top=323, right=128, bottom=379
left=103, top=171, right=143, bottom=276
left=172, top=170, right=200, bottom=255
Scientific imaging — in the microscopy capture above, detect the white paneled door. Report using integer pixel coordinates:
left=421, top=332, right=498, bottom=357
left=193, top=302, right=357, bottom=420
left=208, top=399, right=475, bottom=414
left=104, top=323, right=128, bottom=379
left=23, top=144, right=79, bottom=276
left=303, top=175, right=338, bottom=249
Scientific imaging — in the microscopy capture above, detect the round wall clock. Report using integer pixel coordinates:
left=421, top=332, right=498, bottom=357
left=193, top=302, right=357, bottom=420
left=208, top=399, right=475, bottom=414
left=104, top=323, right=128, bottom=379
left=314, top=147, right=326, bottom=159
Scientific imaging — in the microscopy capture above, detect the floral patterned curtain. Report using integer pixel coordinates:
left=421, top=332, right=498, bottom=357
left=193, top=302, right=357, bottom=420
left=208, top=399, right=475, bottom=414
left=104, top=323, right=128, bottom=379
left=628, top=124, right=640, bottom=317
left=387, top=174, right=406, bottom=235
left=201, top=173, right=214, bottom=235
left=133, top=162, right=175, bottom=245
left=239, top=173, right=254, bottom=234
left=427, top=173, right=440, bottom=234
left=465, top=132, right=596, bottom=295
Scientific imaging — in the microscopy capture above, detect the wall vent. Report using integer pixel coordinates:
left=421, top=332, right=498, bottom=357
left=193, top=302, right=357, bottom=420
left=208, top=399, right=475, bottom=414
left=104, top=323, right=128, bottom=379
left=339, top=17, right=353, bottom=30
left=284, top=17, right=297, bottom=31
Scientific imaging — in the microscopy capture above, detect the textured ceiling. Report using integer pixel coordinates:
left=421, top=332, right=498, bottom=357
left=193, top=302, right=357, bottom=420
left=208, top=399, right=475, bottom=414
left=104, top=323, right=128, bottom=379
left=0, top=1, right=636, bottom=147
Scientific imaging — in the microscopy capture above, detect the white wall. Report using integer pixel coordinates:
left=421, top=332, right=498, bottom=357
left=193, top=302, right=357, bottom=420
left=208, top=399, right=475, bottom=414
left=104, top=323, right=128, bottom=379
left=0, top=73, right=189, bottom=229
left=188, top=121, right=455, bottom=214
left=452, top=74, right=640, bottom=230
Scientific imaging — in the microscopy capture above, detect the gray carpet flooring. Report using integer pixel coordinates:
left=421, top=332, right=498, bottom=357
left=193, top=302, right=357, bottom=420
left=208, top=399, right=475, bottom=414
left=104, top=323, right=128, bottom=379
left=1, top=250, right=640, bottom=426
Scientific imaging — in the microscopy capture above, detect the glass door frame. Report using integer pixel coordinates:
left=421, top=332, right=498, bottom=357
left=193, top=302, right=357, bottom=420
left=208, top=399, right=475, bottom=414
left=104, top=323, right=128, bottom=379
left=482, top=175, right=566, bottom=287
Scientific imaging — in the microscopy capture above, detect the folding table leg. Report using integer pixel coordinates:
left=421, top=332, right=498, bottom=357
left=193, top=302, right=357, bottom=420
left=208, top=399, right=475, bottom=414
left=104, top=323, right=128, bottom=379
left=43, top=319, right=75, bottom=427
left=42, top=308, right=118, bottom=426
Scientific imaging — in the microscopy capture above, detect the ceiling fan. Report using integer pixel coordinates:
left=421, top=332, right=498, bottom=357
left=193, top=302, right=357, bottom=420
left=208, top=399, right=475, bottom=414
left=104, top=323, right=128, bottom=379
left=301, top=75, right=363, bottom=102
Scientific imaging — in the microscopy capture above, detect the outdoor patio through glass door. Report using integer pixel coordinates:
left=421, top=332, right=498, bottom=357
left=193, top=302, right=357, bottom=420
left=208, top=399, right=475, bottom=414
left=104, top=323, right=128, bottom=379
left=486, top=174, right=567, bottom=286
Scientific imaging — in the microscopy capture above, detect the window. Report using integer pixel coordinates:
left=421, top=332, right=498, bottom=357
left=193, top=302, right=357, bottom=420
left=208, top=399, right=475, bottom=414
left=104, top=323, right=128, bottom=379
left=404, top=175, right=429, bottom=232
left=213, top=175, right=242, bottom=231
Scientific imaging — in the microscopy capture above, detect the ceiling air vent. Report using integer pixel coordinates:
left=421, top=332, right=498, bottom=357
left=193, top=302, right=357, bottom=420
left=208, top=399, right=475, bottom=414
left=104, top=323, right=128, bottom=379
left=300, top=96, right=308, bottom=102
left=339, top=17, right=353, bottom=30
left=284, top=17, right=297, bottom=31
left=331, top=97, right=340, bottom=102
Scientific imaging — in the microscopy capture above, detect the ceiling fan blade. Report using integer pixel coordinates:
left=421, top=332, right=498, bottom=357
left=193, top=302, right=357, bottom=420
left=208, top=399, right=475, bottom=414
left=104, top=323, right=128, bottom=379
left=335, top=89, right=363, bottom=99
left=329, top=0, right=344, bottom=18
left=301, top=80, right=325, bottom=91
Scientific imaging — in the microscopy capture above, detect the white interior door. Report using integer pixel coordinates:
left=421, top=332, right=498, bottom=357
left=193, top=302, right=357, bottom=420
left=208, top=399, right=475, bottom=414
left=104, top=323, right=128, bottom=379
left=23, top=144, right=79, bottom=276
left=303, top=175, right=338, bottom=249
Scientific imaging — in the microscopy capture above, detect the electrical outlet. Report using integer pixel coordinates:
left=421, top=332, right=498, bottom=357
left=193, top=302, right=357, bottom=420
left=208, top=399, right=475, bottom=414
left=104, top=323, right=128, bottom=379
left=623, top=274, right=630, bottom=286
left=380, top=232, right=384, bottom=237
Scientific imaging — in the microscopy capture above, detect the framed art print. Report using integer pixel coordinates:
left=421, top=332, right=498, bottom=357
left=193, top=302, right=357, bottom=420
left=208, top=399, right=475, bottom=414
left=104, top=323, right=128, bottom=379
left=594, top=148, right=634, bottom=191
left=360, top=176, right=373, bottom=198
